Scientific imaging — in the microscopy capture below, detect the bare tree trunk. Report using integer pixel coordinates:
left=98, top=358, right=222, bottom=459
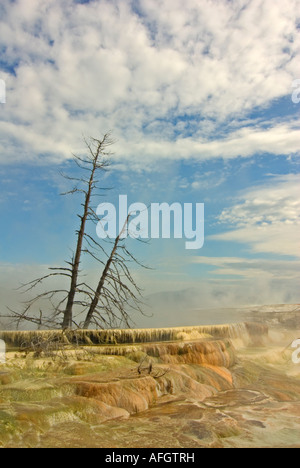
left=83, top=216, right=129, bottom=329
left=62, top=135, right=111, bottom=328
left=62, top=167, right=95, bottom=328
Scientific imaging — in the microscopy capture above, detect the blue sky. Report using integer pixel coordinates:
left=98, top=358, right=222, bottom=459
left=0, top=0, right=299, bottom=326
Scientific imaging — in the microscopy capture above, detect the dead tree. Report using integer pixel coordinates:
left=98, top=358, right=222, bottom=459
left=82, top=214, right=145, bottom=329
left=6, top=133, right=148, bottom=330
left=61, top=133, right=113, bottom=328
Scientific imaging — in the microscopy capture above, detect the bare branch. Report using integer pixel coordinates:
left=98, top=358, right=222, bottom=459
left=5, top=132, right=148, bottom=332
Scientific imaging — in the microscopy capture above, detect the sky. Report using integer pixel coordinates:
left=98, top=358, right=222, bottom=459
left=0, top=0, right=299, bottom=328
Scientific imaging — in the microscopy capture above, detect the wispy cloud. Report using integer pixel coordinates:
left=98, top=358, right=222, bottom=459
left=210, top=174, right=300, bottom=257
left=0, top=0, right=299, bottom=166
left=191, top=256, right=300, bottom=280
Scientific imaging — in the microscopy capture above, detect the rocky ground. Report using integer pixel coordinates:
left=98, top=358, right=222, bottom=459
left=0, top=324, right=299, bottom=448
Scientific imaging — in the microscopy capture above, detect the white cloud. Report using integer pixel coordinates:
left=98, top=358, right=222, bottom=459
left=113, top=122, right=300, bottom=165
left=191, top=256, right=300, bottom=280
left=210, top=174, right=300, bottom=257
left=0, top=0, right=299, bottom=166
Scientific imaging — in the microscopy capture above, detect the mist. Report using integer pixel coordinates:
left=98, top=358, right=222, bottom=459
left=1, top=261, right=299, bottom=330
